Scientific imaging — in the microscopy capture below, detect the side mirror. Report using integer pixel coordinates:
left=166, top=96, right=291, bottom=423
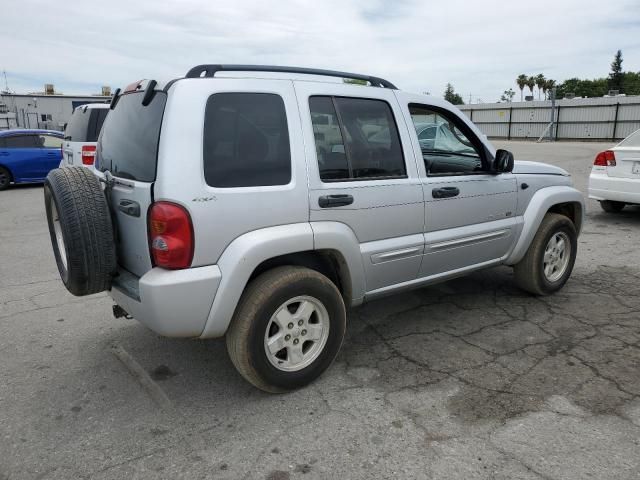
left=494, top=149, right=514, bottom=173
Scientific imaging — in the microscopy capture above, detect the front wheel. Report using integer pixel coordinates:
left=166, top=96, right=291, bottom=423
left=514, top=213, right=577, bottom=295
left=0, top=166, right=11, bottom=190
left=226, top=266, right=346, bottom=393
left=600, top=200, right=625, bottom=213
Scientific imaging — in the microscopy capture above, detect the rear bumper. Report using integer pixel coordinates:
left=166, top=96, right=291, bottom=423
left=110, top=265, right=221, bottom=337
left=588, top=172, right=640, bottom=204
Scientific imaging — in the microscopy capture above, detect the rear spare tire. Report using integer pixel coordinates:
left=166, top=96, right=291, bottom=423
left=44, top=167, right=116, bottom=296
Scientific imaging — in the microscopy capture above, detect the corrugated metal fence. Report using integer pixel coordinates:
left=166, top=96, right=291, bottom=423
left=457, top=96, right=640, bottom=141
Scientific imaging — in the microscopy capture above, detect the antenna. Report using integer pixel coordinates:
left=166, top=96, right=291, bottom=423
left=2, top=70, right=9, bottom=93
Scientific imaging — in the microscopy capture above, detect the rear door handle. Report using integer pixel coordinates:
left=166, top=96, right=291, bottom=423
left=118, top=199, right=140, bottom=217
left=432, top=187, right=460, bottom=199
left=318, top=194, right=354, bottom=208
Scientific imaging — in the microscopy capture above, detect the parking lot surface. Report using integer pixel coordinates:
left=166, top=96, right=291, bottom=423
left=1, top=141, right=639, bottom=479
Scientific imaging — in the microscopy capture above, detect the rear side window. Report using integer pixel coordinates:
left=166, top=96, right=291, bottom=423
left=97, top=92, right=166, bottom=182
left=203, top=93, right=291, bottom=188
left=4, top=135, right=39, bottom=148
left=40, top=135, right=63, bottom=148
left=65, top=107, right=109, bottom=142
left=310, top=96, right=406, bottom=181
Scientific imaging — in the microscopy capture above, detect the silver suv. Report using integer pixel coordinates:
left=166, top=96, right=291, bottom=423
left=44, top=65, right=585, bottom=392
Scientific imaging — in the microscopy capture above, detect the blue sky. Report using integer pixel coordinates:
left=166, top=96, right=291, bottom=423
left=1, top=0, right=639, bottom=102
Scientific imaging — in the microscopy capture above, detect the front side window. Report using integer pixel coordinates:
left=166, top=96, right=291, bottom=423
left=203, top=93, right=291, bottom=188
left=410, top=104, right=485, bottom=176
left=4, top=135, right=39, bottom=148
left=310, top=96, right=406, bottom=182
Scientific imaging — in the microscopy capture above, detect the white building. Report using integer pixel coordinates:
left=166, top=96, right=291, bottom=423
left=0, top=87, right=111, bottom=131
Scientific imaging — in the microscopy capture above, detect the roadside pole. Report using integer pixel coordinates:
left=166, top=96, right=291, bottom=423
left=548, top=87, right=557, bottom=142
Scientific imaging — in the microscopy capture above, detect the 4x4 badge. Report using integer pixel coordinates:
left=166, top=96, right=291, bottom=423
left=192, top=196, right=216, bottom=202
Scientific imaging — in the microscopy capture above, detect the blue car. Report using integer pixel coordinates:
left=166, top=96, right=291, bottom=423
left=0, top=129, right=64, bottom=190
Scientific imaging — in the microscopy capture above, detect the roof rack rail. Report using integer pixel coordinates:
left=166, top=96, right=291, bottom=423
left=185, top=64, right=397, bottom=89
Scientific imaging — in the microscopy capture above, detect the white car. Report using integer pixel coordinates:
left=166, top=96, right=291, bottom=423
left=589, top=128, right=640, bottom=212
left=61, top=103, right=109, bottom=168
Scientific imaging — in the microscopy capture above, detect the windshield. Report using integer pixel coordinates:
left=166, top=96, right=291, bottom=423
left=96, top=91, right=166, bottom=182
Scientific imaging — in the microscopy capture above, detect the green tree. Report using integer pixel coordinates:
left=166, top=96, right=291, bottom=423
left=535, top=74, right=546, bottom=100
left=343, top=78, right=368, bottom=86
left=516, top=74, right=528, bottom=101
left=622, top=71, right=640, bottom=95
left=526, top=76, right=536, bottom=99
left=556, top=77, right=608, bottom=98
left=500, top=88, right=515, bottom=102
left=443, top=83, right=464, bottom=105
left=609, top=50, right=624, bottom=92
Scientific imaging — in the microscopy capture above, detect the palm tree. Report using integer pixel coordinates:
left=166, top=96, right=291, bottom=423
left=535, top=74, right=546, bottom=100
left=544, top=79, right=556, bottom=100
left=526, top=76, right=536, bottom=100
left=516, top=74, right=528, bottom=101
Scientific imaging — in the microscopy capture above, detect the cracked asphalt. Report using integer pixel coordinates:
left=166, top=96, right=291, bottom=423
left=1, top=141, right=639, bottom=479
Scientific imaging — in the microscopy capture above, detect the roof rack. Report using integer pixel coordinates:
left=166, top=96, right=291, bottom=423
left=185, top=64, right=397, bottom=89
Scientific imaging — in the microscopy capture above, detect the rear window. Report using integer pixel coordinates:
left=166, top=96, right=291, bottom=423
left=65, top=107, right=109, bottom=142
left=96, top=92, right=166, bottom=182
left=203, top=93, right=291, bottom=188
left=619, top=129, right=640, bottom=148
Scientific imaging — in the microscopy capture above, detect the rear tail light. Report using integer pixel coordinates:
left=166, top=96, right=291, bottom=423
left=81, top=145, right=96, bottom=165
left=593, top=150, right=616, bottom=167
left=148, top=202, right=194, bottom=269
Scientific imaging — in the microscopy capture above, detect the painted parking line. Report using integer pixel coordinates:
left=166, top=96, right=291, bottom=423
left=111, top=343, right=173, bottom=411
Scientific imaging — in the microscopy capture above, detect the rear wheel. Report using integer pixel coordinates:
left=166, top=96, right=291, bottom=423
left=0, top=166, right=11, bottom=190
left=514, top=213, right=577, bottom=295
left=599, top=200, right=625, bottom=213
left=226, top=266, right=346, bottom=392
left=44, top=167, right=116, bottom=296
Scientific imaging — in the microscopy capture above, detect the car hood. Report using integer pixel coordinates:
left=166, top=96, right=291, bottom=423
left=512, top=160, right=569, bottom=176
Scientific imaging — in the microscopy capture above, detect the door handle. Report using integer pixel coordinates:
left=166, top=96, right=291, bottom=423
left=432, top=187, right=460, bottom=199
left=118, top=199, right=140, bottom=217
left=318, top=194, right=354, bottom=208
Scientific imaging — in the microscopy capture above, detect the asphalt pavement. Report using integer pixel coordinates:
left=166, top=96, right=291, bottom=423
left=1, top=140, right=639, bottom=479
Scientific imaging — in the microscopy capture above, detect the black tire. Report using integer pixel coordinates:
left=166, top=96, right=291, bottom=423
left=514, top=213, right=577, bottom=296
left=0, top=166, right=11, bottom=190
left=599, top=200, right=625, bottom=213
left=226, top=266, right=346, bottom=393
left=44, top=167, right=116, bottom=296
